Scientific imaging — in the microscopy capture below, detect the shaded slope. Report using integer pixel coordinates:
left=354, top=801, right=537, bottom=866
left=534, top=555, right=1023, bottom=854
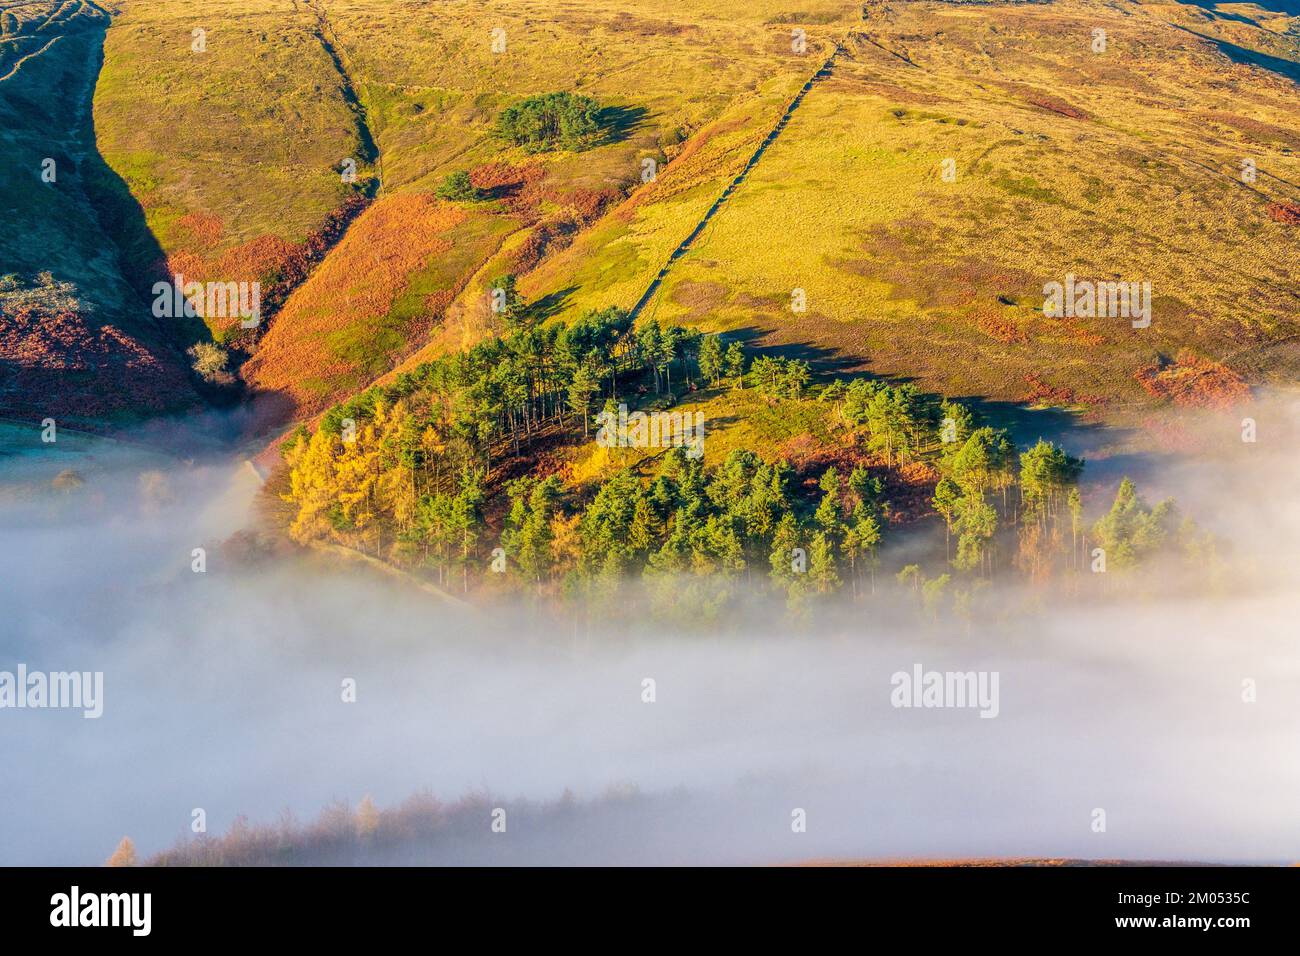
left=92, top=0, right=373, bottom=342
left=0, top=0, right=195, bottom=422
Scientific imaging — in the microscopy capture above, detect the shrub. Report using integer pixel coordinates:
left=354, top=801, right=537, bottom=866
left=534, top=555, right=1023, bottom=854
left=435, top=170, right=485, bottom=202
left=188, top=342, right=235, bottom=386
left=496, top=92, right=604, bottom=153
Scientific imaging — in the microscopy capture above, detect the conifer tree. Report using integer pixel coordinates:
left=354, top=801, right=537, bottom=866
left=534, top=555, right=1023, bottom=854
left=724, top=341, right=746, bottom=388
left=698, top=334, right=724, bottom=386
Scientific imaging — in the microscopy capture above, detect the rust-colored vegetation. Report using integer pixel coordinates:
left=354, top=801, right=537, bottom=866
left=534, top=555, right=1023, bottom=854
left=1267, top=201, right=1300, bottom=226
left=1021, top=373, right=1105, bottom=408
left=974, top=307, right=1028, bottom=344
left=243, top=193, right=471, bottom=423
left=1135, top=350, right=1251, bottom=410
left=0, top=308, right=192, bottom=418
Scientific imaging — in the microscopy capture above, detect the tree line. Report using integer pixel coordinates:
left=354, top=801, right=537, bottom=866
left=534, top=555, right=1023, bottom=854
left=282, top=309, right=1212, bottom=609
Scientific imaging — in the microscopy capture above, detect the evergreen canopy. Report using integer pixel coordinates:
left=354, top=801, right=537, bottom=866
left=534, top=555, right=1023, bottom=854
left=497, top=92, right=605, bottom=152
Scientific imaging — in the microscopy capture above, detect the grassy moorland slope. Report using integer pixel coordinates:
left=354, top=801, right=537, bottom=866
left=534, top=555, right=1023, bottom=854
left=8, top=0, right=1297, bottom=436
left=240, top=0, right=850, bottom=425
left=530, top=0, right=1300, bottom=429
left=0, top=0, right=196, bottom=423
left=92, top=0, right=371, bottom=341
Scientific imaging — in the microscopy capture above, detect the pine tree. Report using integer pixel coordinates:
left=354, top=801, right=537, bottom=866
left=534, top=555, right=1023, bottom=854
left=1019, top=439, right=1084, bottom=525
left=954, top=495, right=997, bottom=575
left=814, top=467, right=843, bottom=542
left=938, top=399, right=975, bottom=452
left=1067, top=487, right=1083, bottom=570
left=657, top=325, right=680, bottom=393
left=489, top=273, right=529, bottom=329
left=932, top=476, right=961, bottom=561
left=724, top=341, right=746, bottom=388
left=637, top=320, right=664, bottom=392
left=921, top=572, right=950, bottom=619
left=567, top=360, right=601, bottom=437
left=808, top=531, right=841, bottom=593
left=782, top=359, right=811, bottom=399
left=698, top=334, right=724, bottom=385
left=842, top=503, right=882, bottom=596
left=897, top=563, right=923, bottom=597
left=451, top=468, right=485, bottom=591
left=768, top=512, right=801, bottom=585
left=518, top=476, right=563, bottom=583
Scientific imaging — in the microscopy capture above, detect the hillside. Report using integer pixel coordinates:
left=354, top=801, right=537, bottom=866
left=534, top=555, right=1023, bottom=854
left=91, top=0, right=373, bottom=343
left=4, top=0, right=1297, bottom=435
left=0, top=0, right=196, bottom=423
left=247, top=0, right=1300, bottom=435
left=526, top=0, right=1300, bottom=428
left=241, top=0, right=850, bottom=426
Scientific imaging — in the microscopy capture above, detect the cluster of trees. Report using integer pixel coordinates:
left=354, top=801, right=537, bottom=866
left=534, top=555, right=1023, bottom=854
left=283, top=309, right=727, bottom=589
left=697, top=333, right=746, bottom=387
left=1092, top=477, right=1213, bottom=571
left=283, top=310, right=1212, bottom=609
left=931, top=425, right=1020, bottom=576
left=492, top=446, right=887, bottom=615
left=312, top=307, right=710, bottom=471
left=496, top=92, right=605, bottom=152
left=824, top=378, right=952, bottom=466
left=751, top=354, right=811, bottom=399
left=812, top=372, right=1195, bottom=585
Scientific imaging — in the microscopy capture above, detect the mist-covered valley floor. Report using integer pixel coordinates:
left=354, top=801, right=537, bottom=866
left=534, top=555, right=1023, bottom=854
left=2, top=398, right=1299, bottom=867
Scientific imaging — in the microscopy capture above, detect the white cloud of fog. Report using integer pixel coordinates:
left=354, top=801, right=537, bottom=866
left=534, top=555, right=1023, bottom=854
left=0, top=398, right=1298, bottom=866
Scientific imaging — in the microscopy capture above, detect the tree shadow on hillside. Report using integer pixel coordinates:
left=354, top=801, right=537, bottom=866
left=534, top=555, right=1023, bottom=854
left=480, top=179, right=523, bottom=201
left=596, top=105, right=649, bottom=148
left=1177, top=0, right=1267, bottom=25
left=529, top=286, right=577, bottom=321
left=1183, top=0, right=1300, bottom=15
left=720, top=324, right=1152, bottom=479
left=724, top=326, right=866, bottom=377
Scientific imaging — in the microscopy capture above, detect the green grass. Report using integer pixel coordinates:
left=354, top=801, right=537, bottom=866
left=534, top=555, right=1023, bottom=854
left=94, top=0, right=366, bottom=290
left=526, top=0, right=1300, bottom=430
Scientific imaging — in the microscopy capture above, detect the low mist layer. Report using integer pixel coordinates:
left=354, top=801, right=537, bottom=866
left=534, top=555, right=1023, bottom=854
left=1, top=399, right=1298, bottom=865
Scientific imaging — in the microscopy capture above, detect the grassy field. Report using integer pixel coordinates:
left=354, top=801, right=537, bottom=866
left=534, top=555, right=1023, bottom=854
left=536, top=0, right=1300, bottom=429
left=231, top=0, right=856, bottom=421
left=93, top=0, right=370, bottom=337
left=323, top=0, right=851, bottom=191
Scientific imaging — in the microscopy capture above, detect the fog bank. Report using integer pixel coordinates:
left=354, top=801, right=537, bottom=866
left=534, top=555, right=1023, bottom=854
left=1, top=401, right=1298, bottom=865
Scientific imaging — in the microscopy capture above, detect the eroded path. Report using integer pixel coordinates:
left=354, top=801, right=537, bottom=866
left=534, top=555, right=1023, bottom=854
left=298, top=0, right=382, bottom=191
